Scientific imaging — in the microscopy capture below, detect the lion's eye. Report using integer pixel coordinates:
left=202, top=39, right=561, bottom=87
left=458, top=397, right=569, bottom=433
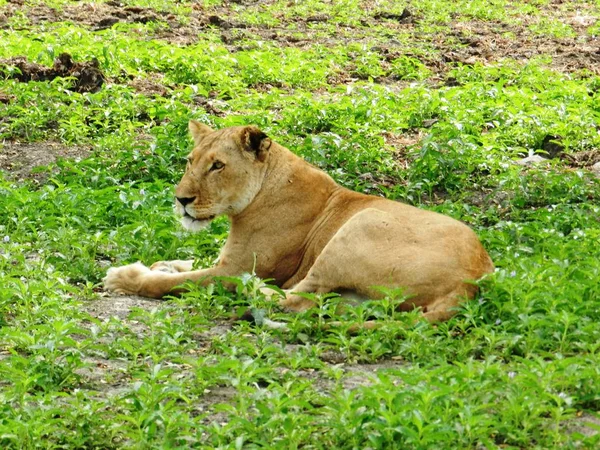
left=210, top=161, right=225, bottom=171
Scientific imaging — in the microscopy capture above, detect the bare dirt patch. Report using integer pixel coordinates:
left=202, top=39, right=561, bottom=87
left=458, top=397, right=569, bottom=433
left=1, top=0, right=200, bottom=45
left=197, top=3, right=600, bottom=78
left=83, top=294, right=162, bottom=335
left=77, top=356, right=131, bottom=395
left=286, top=357, right=406, bottom=396
left=84, top=294, right=232, bottom=346
left=567, top=412, right=600, bottom=438
left=127, top=76, right=170, bottom=97
left=437, top=20, right=600, bottom=76
left=80, top=293, right=408, bottom=424
left=0, top=140, right=92, bottom=182
left=3, top=1, right=598, bottom=83
left=0, top=1, right=177, bottom=30
left=562, top=149, right=600, bottom=168
left=341, top=359, right=405, bottom=389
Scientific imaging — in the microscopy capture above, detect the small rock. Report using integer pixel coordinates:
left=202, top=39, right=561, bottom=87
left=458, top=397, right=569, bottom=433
left=134, top=14, right=159, bottom=24
left=515, top=155, right=548, bottom=166
left=422, top=118, right=439, bottom=128
left=591, top=162, right=600, bottom=177
left=374, top=8, right=412, bottom=22
left=124, top=6, right=145, bottom=14
left=208, top=15, right=229, bottom=28
left=95, top=17, right=120, bottom=30
left=305, top=15, right=330, bottom=23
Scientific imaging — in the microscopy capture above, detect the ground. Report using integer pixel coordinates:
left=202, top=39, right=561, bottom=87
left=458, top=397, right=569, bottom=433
left=0, top=0, right=599, bottom=448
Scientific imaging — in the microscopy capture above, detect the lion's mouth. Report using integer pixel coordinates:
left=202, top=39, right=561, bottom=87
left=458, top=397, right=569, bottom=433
left=180, top=212, right=216, bottom=232
left=184, top=211, right=215, bottom=222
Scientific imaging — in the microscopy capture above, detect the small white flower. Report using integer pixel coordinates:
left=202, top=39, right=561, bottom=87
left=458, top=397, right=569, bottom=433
left=240, top=273, right=253, bottom=285
left=508, top=371, right=516, bottom=379
left=2, top=236, right=9, bottom=243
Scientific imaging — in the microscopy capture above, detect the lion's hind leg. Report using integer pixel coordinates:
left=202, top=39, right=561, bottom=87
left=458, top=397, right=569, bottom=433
left=421, top=283, right=478, bottom=323
left=277, top=207, right=478, bottom=325
left=278, top=208, right=395, bottom=313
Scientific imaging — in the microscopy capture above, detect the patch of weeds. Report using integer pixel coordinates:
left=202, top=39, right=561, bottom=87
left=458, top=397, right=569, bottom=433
left=529, top=18, right=577, bottom=38
left=1, top=1, right=600, bottom=447
left=390, top=56, right=431, bottom=81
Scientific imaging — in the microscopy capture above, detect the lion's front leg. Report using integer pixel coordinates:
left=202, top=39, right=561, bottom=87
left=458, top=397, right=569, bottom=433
left=104, top=262, right=235, bottom=298
left=150, top=259, right=194, bottom=273
left=103, top=262, right=156, bottom=297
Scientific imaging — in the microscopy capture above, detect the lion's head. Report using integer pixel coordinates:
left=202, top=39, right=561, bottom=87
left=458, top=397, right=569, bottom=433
left=174, top=121, right=272, bottom=232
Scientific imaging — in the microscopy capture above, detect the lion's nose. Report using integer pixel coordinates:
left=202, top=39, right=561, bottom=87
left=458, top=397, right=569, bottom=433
left=176, top=196, right=195, bottom=206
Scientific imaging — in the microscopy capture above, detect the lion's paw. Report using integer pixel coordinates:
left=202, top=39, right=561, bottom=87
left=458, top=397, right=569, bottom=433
left=150, top=260, right=194, bottom=273
left=259, top=286, right=285, bottom=300
left=103, top=262, right=152, bottom=296
left=279, top=293, right=316, bottom=313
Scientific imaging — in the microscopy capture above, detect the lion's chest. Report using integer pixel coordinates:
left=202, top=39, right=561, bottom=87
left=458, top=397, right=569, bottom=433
left=256, top=249, right=305, bottom=287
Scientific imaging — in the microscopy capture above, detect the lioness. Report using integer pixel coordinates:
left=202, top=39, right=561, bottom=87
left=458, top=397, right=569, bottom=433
left=104, top=122, right=494, bottom=322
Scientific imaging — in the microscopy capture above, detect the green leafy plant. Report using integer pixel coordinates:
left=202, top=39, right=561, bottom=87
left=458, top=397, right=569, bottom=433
left=0, top=0, right=599, bottom=447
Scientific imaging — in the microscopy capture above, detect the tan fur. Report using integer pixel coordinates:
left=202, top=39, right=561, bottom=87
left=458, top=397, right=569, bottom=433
left=104, top=123, right=494, bottom=322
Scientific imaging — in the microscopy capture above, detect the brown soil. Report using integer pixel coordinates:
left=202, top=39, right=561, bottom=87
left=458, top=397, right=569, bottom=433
left=127, top=76, right=170, bottom=97
left=0, top=1, right=178, bottom=30
left=1, top=1, right=598, bottom=78
left=82, top=295, right=238, bottom=425
left=0, top=1, right=597, bottom=439
left=83, top=294, right=162, bottom=335
left=79, top=292, right=408, bottom=428
left=0, top=140, right=91, bottom=182
left=1, top=53, right=105, bottom=93
left=435, top=20, right=600, bottom=76
left=567, top=412, right=600, bottom=438
left=561, top=149, right=600, bottom=168
left=200, top=4, right=600, bottom=78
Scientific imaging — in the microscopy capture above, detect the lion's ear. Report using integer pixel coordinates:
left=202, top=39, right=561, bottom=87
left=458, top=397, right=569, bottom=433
left=242, top=126, right=272, bottom=162
left=189, top=120, right=214, bottom=146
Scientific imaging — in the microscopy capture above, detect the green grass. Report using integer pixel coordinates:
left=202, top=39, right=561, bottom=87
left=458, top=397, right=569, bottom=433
left=1, top=0, right=600, bottom=448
